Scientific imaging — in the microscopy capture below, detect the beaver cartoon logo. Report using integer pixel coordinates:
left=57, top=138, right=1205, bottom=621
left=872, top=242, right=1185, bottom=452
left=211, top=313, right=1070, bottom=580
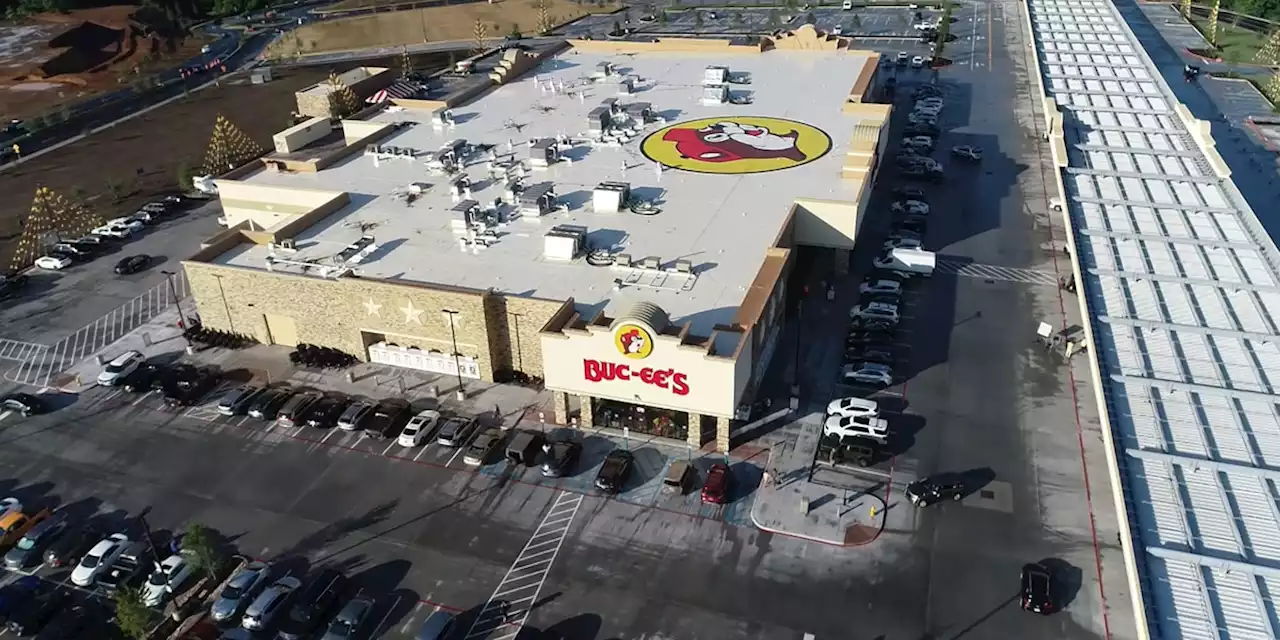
left=642, top=116, right=831, bottom=175
left=614, top=324, right=654, bottom=360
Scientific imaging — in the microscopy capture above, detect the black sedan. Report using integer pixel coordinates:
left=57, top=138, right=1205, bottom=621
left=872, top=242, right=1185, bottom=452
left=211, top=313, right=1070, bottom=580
left=302, top=394, right=349, bottom=428
left=1020, top=562, right=1055, bottom=614
left=113, top=254, right=153, bottom=275
left=2, top=393, right=46, bottom=417
left=541, top=440, right=582, bottom=478
left=362, top=398, right=411, bottom=440
left=248, top=387, right=294, bottom=420
left=594, top=449, right=634, bottom=494
left=905, top=477, right=967, bottom=507
left=163, top=369, right=219, bottom=407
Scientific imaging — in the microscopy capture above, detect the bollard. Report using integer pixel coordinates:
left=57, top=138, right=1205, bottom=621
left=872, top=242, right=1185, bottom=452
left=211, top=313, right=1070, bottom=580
left=346, top=370, right=355, bottom=384
left=142, top=332, right=152, bottom=347
left=870, top=505, right=878, bottom=519
left=800, top=496, right=810, bottom=516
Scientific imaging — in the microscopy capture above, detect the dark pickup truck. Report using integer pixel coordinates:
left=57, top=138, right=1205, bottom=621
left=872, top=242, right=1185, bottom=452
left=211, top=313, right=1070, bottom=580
left=98, top=541, right=150, bottom=593
left=362, top=399, right=410, bottom=440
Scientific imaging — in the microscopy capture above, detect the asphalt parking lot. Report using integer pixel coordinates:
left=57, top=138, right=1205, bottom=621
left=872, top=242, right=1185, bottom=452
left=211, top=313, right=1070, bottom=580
left=782, top=0, right=1137, bottom=638
left=623, top=5, right=941, bottom=38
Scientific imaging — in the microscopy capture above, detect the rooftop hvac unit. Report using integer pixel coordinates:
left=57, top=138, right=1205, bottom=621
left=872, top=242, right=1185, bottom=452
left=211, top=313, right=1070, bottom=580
left=528, top=139, right=559, bottom=168
left=592, top=181, right=630, bottom=213
left=452, top=199, right=481, bottom=226
left=703, top=65, right=729, bottom=86
left=335, top=235, right=378, bottom=264
left=519, top=182, right=557, bottom=217
left=587, top=107, right=610, bottom=134
left=594, top=61, right=616, bottom=78
left=701, top=85, right=729, bottom=106
left=544, top=225, right=587, bottom=261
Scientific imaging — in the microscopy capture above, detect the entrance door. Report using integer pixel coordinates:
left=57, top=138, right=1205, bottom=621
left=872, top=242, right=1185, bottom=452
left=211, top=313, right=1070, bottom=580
left=263, top=314, right=298, bottom=347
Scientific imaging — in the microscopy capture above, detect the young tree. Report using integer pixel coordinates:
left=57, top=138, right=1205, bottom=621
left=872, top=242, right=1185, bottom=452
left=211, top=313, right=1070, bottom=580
left=851, top=13, right=862, bottom=30
left=534, top=0, right=553, bottom=33
left=472, top=19, right=489, bottom=54
left=202, top=115, right=265, bottom=175
left=611, top=18, right=623, bottom=34
left=399, top=46, right=413, bottom=78
left=7, top=187, right=102, bottom=273
left=182, top=523, right=227, bottom=577
left=1179, top=0, right=1190, bottom=18
left=1258, top=30, right=1280, bottom=65
left=326, top=72, right=361, bottom=118
left=1207, top=0, right=1221, bottom=47
left=509, top=23, right=522, bottom=39
left=177, top=162, right=195, bottom=191
left=114, top=587, right=158, bottom=640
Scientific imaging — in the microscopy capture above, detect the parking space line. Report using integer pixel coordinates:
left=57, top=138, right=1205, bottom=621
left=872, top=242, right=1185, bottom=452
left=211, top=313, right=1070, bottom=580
left=380, top=441, right=398, bottom=456
left=413, top=446, right=432, bottom=462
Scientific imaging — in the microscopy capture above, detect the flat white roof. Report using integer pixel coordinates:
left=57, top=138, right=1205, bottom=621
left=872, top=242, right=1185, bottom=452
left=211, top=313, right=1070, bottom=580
left=1030, top=1, right=1280, bottom=638
left=217, top=48, right=873, bottom=334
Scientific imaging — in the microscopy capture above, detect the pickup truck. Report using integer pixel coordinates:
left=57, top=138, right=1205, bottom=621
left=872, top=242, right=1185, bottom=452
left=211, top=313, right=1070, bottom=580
left=98, top=541, right=151, bottom=593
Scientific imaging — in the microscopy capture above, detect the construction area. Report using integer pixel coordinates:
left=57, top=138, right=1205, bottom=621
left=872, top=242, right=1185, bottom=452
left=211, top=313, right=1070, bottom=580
left=0, top=6, right=209, bottom=120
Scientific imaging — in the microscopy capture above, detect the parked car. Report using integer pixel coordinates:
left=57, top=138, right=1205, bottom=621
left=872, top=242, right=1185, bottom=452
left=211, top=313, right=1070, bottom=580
left=163, top=368, right=219, bottom=407
left=302, top=394, right=349, bottom=428
left=890, top=199, right=929, bottom=216
left=0, top=577, right=40, bottom=627
left=242, top=576, right=301, bottom=630
left=883, top=236, right=923, bottom=252
left=276, top=391, right=322, bottom=427
left=114, top=255, right=152, bottom=275
left=846, top=345, right=895, bottom=366
left=2, top=393, right=46, bottom=417
left=895, top=51, right=909, bottom=64
left=0, top=506, right=51, bottom=548
left=901, top=165, right=944, bottom=182
left=277, top=569, right=346, bottom=640
left=860, top=277, right=902, bottom=297
left=4, top=512, right=67, bottom=570
left=6, top=586, right=66, bottom=636
left=95, top=540, right=150, bottom=593
left=336, top=400, right=374, bottom=431
left=1020, top=562, right=1055, bottom=614
left=890, top=185, right=928, bottom=200
left=91, top=223, right=135, bottom=239
left=217, top=385, right=262, bottom=416
left=436, top=416, right=478, bottom=447
left=0, top=275, right=28, bottom=302
left=30, top=601, right=92, bottom=638
left=97, top=351, right=144, bottom=386
left=904, top=123, right=941, bottom=137
left=248, top=387, right=294, bottom=420
left=321, top=596, right=374, bottom=640
left=70, top=533, right=130, bottom=586
left=824, top=412, right=890, bottom=440
left=850, top=301, right=900, bottom=325
left=43, top=522, right=100, bottom=569
left=120, top=363, right=165, bottom=393
left=906, top=477, right=967, bottom=506
left=211, top=561, right=272, bottom=623
left=463, top=427, right=503, bottom=466
left=701, top=463, right=731, bottom=504
left=840, top=362, right=894, bottom=388
left=595, top=449, right=634, bottom=494
left=34, top=254, right=72, bottom=270
left=414, top=610, right=457, bottom=640
left=826, top=396, right=880, bottom=419
left=541, top=439, right=582, bottom=478
left=399, top=409, right=441, bottom=447
left=362, top=398, right=411, bottom=440
left=143, top=554, right=194, bottom=606
left=951, top=145, right=983, bottom=162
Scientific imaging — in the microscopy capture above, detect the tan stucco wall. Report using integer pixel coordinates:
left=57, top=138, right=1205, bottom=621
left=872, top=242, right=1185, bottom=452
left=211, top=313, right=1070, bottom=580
left=214, top=182, right=348, bottom=232
left=792, top=198, right=860, bottom=249
left=182, top=262, right=564, bottom=382
left=273, top=117, right=332, bottom=154
left=295, top=67, right=394, bottom=119
left=539, top=320, right=742, bottom=418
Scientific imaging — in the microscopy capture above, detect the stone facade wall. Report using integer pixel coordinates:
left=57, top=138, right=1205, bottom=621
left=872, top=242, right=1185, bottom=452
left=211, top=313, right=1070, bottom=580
left=182, top=261, right=564, bottom=381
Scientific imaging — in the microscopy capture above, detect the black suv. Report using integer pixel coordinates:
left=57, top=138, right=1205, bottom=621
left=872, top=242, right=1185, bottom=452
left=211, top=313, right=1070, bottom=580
left=302, top=394, right=349, bottom=428
left=362, top=399, right=411, bottom=440
left=248, top=387, right=294, bottom=420
left=163, top=368, right=219, bottom=407
left=120, top=363, right=165, bottom=393
left=594, top=449, right=634, bottom=494
left=1020, top=562, right=1055, bottom=614
left=2, top=393, right=47, bottom=417
left=276, top=568, right=347, bottom=640
left=541, top=440, right=582, bottom=478
left=905, top=477, right=967, bottom=506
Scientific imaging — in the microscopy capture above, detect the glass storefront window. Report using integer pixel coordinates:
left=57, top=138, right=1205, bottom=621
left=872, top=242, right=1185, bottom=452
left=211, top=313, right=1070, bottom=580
left=592, top=398, right=688, bottom=441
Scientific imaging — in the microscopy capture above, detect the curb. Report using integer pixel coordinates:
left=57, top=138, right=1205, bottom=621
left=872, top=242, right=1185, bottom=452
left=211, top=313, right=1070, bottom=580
left=748, top=490, right=886, bottom=547
left=1183, top=46, right=1223, bottom=63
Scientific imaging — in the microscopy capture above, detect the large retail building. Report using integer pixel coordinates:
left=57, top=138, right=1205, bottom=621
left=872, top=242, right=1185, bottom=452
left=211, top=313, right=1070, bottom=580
left=182, top=27, right=892, bottom=451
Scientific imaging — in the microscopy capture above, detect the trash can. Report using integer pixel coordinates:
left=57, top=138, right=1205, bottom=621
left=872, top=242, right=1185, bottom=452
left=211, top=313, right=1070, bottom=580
left=506, top=429, right=545, bottom=466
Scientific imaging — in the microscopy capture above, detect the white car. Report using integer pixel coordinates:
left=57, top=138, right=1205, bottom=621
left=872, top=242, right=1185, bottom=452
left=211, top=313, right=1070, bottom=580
left=129, top=210, right=159, bottom=223
left=92, top=224, right=134, bottom=239
left=891, top=200, right=930, bottom=216
left=399, top=409, right=441, bottom=447
left=143, top=554, right=194, bottom=606
left=913, top=103, right=942, bottom=115
left=832, top=25, right=843, bottom=35
left=911, top=56, right=925, bottom=68
left=883, top=236, right=923, bottom=251
left=826, top=396, right=879, bottom=419
left=0, top=498, right=22, bottom=521
left=840, top=362, right=895, bottom=388
left=850, top=301, right=900, bottom=324
left=107, top=217, right=146, bottom=232
left=902, top=135, right=934, bottom=149
left=71, top=533, right=130, bottom=586
left=97, top=350, right=144, bottom=386
left=951, top=145, right=983, bottom=162
left=896, top=52, right=909, bottom=65
left=34, top=254, right=73, bottom=270
left=908, top=113, right=936, bottom=125
left=861, top=278, right=903, bottom=296
left=824, top=413, right=890, bottom=440
left=912, top=21, right=935, bottom=30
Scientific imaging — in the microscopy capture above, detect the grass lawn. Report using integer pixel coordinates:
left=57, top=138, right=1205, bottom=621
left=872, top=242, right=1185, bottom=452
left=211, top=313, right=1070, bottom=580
left=1190, top=16, right=1268, bottom=63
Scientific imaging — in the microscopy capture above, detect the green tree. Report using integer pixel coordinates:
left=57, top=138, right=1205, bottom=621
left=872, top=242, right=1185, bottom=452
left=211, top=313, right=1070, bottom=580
left=104, top=178, right=124, bottom=203
left=177, top=162, right=195, bottom=191
left=114, top=587, right=158, bottom=640
left=182, top=523, right=227, bottom=577
left=1179, top=0, right=1191, bottom=18
left=509, top=23, right=522, bottom=38
left=851, top=13, right=862, bottom=29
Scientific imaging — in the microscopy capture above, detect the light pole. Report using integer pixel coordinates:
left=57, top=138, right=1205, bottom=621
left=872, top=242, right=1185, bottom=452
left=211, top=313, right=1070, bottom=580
left=211, top=273, right=233, bottom=332
left=160, top=270, right=189, bottom=330
left=442, top=309, right=466, bottom=400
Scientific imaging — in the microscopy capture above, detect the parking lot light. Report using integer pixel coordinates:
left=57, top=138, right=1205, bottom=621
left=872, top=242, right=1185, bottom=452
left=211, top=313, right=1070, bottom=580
left=160, top=270, right=189, bottom=331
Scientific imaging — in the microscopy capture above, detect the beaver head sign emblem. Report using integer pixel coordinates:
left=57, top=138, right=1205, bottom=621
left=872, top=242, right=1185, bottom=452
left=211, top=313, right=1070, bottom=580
left=642, top=116, right=831, bottom=175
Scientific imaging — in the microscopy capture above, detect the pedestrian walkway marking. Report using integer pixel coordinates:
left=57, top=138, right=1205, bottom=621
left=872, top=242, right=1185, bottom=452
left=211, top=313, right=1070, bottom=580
left=465, top=491, right=584, bottom=640
left=934, top=259, right=1059, bottom=286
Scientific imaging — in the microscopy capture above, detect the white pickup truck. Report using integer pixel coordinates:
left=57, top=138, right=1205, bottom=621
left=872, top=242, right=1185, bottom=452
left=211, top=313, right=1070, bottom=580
left=873, top=248, right=936, bottom=277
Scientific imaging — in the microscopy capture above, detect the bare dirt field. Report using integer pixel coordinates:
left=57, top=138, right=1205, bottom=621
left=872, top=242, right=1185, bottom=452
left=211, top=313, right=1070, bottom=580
left=0, top=67, right=329, bottom=262
left=269, top=0, right=617, bottom=55
left=0, top=6, right=210, bottom=120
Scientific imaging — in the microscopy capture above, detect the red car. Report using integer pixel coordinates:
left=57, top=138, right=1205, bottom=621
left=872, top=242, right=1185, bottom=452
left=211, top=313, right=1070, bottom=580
left=701, top=463, right=731, bottom=504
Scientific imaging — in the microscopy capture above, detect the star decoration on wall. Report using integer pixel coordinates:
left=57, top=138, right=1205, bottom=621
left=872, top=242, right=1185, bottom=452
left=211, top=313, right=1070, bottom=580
left=400, top=299, right=424, bottom=325
left=364, top=298, right=382, bottom=317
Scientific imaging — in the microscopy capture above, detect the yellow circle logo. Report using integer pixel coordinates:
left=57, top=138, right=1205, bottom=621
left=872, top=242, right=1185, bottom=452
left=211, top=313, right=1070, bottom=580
left=641, top=116, right=832, bottom=174
left=614, top=323, right=654, bottom=360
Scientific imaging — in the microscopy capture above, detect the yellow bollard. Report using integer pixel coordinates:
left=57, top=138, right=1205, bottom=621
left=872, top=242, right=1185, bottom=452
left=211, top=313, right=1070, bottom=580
left=869, top=506, right=878, bottom=519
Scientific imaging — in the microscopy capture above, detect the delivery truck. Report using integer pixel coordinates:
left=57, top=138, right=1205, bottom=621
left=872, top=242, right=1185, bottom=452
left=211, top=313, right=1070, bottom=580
left=873, top=248, right=936, bottom=277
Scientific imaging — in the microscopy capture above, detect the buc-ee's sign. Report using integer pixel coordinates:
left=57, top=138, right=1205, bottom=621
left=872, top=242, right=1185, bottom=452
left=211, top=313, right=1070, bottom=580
left=581, top=322, right=690, bottom=396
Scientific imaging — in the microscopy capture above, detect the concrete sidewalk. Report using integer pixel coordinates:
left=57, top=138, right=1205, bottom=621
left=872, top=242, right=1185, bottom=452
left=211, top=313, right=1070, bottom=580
left=749, top=413, right=886, bottom=546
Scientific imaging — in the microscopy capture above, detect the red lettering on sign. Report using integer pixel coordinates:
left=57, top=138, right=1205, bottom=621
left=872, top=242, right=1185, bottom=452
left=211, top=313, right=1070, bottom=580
left=582, top=359, right=690, bottom=396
